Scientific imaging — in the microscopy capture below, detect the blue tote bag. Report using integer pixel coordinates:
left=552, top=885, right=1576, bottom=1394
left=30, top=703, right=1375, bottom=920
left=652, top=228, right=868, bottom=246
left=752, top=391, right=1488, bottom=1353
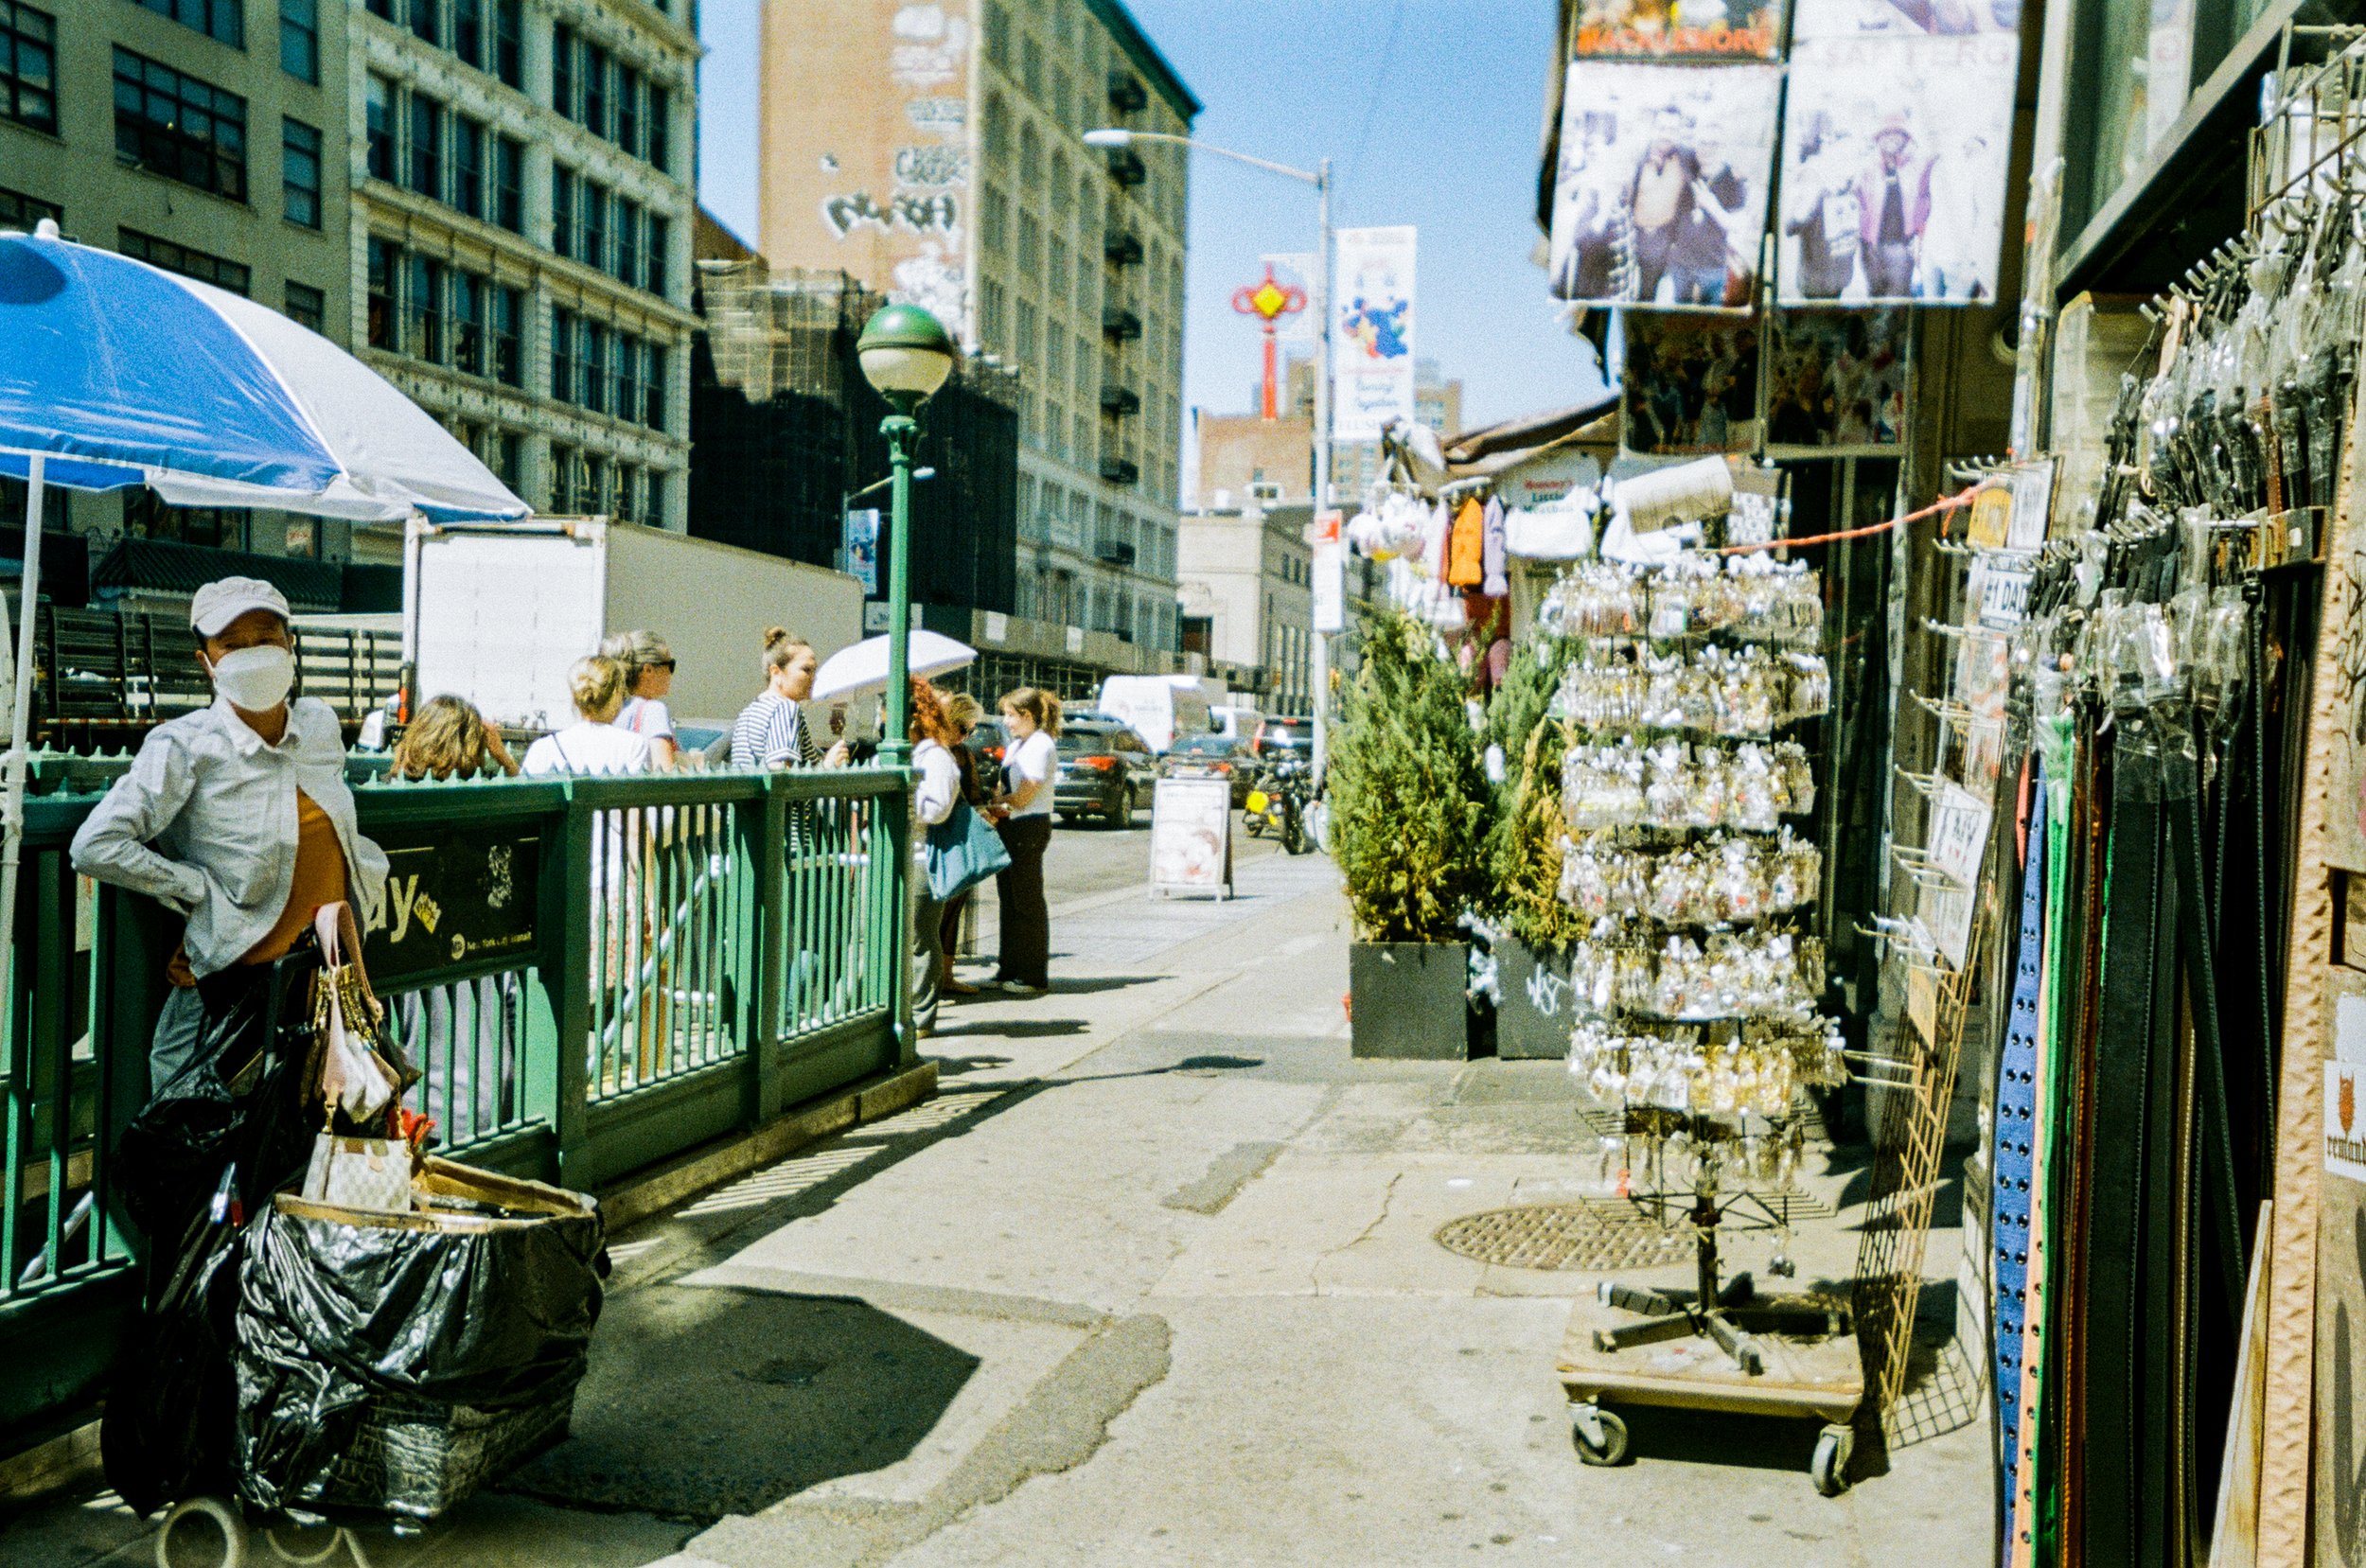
left=926, top=799, right=1012, bottom=902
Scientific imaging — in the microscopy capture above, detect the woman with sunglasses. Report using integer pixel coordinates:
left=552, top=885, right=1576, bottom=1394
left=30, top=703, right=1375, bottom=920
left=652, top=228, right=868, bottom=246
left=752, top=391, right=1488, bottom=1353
left=605, top=629, right=680, bottom=769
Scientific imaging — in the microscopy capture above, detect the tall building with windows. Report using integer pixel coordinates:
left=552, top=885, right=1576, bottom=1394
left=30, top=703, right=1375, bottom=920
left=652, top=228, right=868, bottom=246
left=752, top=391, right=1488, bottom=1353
left=754, top=0, right=1195, bottom=656
left=351, top=0, right=696, bottom=549
left=0, top=0, right=357, bottom=555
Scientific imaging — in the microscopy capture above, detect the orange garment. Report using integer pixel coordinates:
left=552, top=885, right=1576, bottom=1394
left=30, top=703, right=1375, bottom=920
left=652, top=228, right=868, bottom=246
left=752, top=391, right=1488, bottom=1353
left=167, top=791, right=350, bottom=987
left=1446, top=496, right=1486, bottom=588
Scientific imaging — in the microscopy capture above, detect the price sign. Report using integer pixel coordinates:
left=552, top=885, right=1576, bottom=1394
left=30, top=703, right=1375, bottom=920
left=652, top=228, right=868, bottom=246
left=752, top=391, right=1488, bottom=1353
left=1969, top=558, right=2035, bottom=629
left=1927, top=782, right=1994, bottom=889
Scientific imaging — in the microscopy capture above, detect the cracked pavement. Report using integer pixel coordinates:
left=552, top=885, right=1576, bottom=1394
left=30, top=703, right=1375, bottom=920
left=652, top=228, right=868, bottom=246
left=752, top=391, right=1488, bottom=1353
left=6, top=834, right=1991, bottom=1567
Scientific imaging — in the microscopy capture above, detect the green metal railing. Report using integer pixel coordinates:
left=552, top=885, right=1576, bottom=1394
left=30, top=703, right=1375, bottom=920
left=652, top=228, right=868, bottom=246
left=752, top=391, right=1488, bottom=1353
left=0, top=766, right=913, bottom=1453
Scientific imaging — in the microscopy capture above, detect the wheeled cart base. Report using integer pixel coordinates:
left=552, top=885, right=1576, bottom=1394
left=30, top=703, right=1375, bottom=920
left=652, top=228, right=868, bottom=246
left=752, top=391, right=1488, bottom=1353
left=155, top=1494, right=421, bottom=1568
left=1558, top=1280, right=1865, bottom=1496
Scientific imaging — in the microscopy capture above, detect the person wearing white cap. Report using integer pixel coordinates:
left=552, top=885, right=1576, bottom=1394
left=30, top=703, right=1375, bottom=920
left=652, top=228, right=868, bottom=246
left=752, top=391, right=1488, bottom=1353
left=71, top=576, right=388, bottom=1094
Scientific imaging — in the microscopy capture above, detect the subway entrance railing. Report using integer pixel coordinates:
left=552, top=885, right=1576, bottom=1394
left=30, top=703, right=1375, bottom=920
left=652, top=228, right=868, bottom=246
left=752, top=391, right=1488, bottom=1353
left=0, top=764, right=915, bottom=1455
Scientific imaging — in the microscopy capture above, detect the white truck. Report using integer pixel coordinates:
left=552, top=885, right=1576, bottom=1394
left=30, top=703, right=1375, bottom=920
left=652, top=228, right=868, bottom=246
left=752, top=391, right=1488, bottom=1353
left=1095, top=674, right=1224, bottom=754
left=403, top=517, right=865, bottom=745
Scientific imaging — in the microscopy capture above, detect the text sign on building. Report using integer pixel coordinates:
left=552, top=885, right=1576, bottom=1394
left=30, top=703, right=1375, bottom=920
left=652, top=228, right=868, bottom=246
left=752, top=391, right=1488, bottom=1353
left=1312, top=511, right=1345, bottom=635
left=1333, top=227, right=1417, bottom=442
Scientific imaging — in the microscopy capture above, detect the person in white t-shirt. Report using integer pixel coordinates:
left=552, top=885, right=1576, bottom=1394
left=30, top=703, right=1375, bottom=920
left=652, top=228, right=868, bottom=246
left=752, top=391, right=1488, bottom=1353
left=524, top=658, right=654, bottom=1012
left=605, top=629, right=680, bottom=769
left=985, top=686, right=1060, bottom=995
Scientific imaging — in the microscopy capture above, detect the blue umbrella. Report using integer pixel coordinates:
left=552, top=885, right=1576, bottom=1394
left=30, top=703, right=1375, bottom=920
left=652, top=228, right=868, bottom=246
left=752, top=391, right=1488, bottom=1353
left=0, top=220, right=532, bottom=1009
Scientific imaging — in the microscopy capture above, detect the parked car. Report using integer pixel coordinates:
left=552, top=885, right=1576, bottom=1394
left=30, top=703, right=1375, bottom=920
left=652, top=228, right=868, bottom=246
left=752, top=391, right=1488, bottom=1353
left=1052, top=719, right=1159, bottom=826
left=965, top=715, right=1009, bottom=793
left=1251, top=715, right=1315, bottom=760
left=1161, top=731, right=1255, bottom=806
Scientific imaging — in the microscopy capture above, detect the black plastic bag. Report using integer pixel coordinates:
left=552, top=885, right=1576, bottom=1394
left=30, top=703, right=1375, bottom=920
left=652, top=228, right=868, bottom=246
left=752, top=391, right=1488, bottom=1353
left=228, top=1169, right=605, bottom=1514
left=113, top=954, right=321, bottom=1247
left=99, top=1202, right=246, bottom=1518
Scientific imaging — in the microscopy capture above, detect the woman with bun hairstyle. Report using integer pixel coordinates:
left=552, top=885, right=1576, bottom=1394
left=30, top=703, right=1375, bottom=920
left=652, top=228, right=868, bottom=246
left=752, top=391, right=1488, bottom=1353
left=985, top=686, right=1060, bottom=995
left=731, top=626, right=849, bottom=771
left=603, top=629, right=680, bottom=769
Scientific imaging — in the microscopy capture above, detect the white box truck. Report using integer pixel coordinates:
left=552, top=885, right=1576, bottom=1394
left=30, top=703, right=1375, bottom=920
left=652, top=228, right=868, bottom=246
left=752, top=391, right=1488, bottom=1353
left=404, top=517, right=865, bottom=743
left=1095, top=675, right=1224, bottom=753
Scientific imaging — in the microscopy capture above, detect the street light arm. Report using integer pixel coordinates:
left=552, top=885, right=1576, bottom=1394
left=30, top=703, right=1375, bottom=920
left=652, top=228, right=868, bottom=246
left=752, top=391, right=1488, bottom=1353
left=1086, top=128, right=1320, bottom=187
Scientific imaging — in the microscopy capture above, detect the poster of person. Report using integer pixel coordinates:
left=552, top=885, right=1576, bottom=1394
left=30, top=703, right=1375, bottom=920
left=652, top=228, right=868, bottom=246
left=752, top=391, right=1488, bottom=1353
left=1620, top=313, right=1761, bottom=455
left=1573, top=0, right=1784, bottom=59
left=1763, top=309, right=1911, bottom=450
left=1332, top=226, right=1417, bottom=441
left=1546, top=61, right=1782, bottom=310
left=1775, top=34, right=2021, bottom=304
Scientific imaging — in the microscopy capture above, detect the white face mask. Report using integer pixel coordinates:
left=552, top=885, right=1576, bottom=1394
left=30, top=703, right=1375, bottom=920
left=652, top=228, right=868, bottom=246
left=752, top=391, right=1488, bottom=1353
left=206, top=643, right=295, bottom=712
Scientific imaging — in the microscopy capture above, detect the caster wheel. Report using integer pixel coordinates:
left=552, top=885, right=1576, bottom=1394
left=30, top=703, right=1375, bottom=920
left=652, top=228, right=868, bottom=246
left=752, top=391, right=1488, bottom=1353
left=157, top=1495, right=248, bottom=1568
left=262, top=1524, right=347, bottom=1564
left=1811, top=1424, right=1855, bottom=1496
left=1570, top=1402, right=1629, bottom=1466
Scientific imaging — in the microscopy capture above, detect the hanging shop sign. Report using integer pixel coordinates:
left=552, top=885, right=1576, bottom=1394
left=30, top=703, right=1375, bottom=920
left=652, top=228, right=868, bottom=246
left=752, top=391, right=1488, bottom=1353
left=1313, top=511, right=1346, bottom=635
left=1764, top=308, right=1911, bottom=452
left=1775, top=30, right=2022, bottom=306
left=1620, top=312, right=1760, bottom=455
left=1571, top=0, right=1784, bottom=58
left=1333, top=226, right=1418, bottom=442
left=1545, top=61, right=1782, bottom=310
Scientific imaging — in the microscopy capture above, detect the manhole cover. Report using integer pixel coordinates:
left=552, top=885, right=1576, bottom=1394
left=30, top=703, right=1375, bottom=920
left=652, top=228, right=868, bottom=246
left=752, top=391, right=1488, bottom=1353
left=1433, top=1201, right=1686, bottom=1272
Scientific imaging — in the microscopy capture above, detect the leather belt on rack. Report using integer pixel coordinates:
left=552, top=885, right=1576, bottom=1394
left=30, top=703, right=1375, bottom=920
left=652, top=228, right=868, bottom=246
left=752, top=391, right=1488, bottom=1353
left=1994, top=753, right=2046, bottom=1555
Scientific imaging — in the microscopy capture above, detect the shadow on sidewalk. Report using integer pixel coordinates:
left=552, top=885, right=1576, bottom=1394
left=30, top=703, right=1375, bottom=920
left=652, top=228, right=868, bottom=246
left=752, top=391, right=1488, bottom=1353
left=505, top=1286, right=979, bottom=1522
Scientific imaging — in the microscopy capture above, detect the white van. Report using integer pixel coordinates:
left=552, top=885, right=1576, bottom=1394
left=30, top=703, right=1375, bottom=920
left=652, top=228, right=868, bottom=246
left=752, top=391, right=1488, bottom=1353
left=1096, top=675, right=1221, bottom=753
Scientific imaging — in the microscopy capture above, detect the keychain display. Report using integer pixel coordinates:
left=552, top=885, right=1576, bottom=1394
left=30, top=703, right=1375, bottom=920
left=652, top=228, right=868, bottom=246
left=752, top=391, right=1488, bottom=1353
left=1555, top=644, right=1830, bottom=737
left=1561, top=737, right=1817, bottom=832
left=1565, top=926, right=1827, bottom=1022
left=1557, top=828, right=1822, bottom=925
left=1539, top=553, right=1824, bottom=647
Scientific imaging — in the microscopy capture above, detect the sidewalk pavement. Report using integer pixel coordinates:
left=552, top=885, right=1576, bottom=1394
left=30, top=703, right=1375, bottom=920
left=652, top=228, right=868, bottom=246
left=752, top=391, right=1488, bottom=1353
left=7, top=849, right=1991, bottom=1568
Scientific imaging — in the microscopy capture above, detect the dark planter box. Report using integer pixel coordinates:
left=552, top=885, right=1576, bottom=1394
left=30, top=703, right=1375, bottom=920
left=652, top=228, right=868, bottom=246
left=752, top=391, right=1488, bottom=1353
left=1493, top=937, right=1574, bottom=1060
left=1349, top=941, right=1471, bottom=1059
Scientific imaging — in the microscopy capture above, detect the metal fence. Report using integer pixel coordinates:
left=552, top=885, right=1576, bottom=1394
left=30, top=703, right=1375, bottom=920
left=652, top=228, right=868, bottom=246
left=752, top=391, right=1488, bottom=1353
left=0, top=765, right=912, bottom=1453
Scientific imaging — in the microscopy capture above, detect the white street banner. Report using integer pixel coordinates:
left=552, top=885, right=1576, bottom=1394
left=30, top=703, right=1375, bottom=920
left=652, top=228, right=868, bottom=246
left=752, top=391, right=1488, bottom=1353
left=1546, top=62, right=1782, bottom=310
left=1313, top=538, right=1345, bottom=634
left=1333, top=226, right=1417, bottom=441
left=1776, top=31, right=2022, bottom=305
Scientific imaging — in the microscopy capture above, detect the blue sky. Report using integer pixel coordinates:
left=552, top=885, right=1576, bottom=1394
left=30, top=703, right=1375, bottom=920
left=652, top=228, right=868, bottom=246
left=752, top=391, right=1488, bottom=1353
left=697, top=0, right=1607, bottom=450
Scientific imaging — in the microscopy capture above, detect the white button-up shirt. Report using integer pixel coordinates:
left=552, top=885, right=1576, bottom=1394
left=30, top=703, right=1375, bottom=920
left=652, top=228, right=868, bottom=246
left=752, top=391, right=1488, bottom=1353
left=70, top=696, right=389, bottom=978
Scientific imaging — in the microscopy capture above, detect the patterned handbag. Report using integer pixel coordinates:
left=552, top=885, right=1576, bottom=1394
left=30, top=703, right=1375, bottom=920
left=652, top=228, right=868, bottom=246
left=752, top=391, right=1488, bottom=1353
left=299, top=902, right=418, bottom=1212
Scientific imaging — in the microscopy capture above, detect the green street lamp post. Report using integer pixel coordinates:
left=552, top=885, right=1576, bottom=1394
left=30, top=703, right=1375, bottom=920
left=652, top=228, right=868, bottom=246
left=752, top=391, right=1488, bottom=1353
left=855, top=302, right=958, bottom=769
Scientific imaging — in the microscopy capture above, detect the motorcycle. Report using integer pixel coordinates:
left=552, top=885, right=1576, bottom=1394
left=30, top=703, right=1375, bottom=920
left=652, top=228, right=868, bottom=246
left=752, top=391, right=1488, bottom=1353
left=1245, top=758, right=1314, bottom=855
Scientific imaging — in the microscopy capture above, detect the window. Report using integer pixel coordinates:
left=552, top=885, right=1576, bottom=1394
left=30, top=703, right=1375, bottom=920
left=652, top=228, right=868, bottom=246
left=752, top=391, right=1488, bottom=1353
left=407, top=0, right=439, bottom=46
left=283, top=279, right=325, bottom=333
left=496, top=430, right=523, bottom=491
left=0, top=3, right=53, bottom=136
left=281, top=118, right=321, bottom=228
left=134, top=0, right=242, bottom=47
left=552, top=24, right=574, bottom=118
left=551, top=307, right=576, bottom=402
left=644, top=214, right=668, bottom=295
left=452, top=115, right=484, bottom=218
left=644, top=343, right=665, bottom=429
left=365, top=76, right=395, bottom=181
left=581, top=182, right=608, bottom=273
left=493, top=135, right=523, bottom=232
left=279, top=0, right=319, bottom=83
left=114, top=49, right=248, bottom=203
left=583, top=321, right=609, bottom=414
left=492, top=283, right=521, bottom=385
left=452, top=271, right=484, bottom=374
left=0, top=185, right=59, bottom=229
left=407, top=93, right=442, bottom=201
left=365, top=0, right=394, bottom=15
left=646, top=83, right=669, bottom=172
left=453, top=0, right=483, bottom=68
left=614, top=199, right=642, bottom=290
left=645, top=469, right=666, bottom=529
left=582, top=42, right=609, bottom=138
left=118, top=228, right=249, bottom=295
left=367, top=237, right=397, bottom=347
left=405, top=252, right=443, bottom=361
left=549, top=443, right=575, bottom=511
left=125, top=492, right=247, bottom=549
left=617, top=64, right=641, bottom=157
left=494, top=0, right=522, bottom=88
left=614, top=335, right=639, bottom=424
left=552, top=167, right=575, bottom=258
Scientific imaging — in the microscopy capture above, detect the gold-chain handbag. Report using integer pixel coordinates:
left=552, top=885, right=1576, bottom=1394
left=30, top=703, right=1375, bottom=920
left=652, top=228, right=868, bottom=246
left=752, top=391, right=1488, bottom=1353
left=299, top=901, right=419, bottom=1213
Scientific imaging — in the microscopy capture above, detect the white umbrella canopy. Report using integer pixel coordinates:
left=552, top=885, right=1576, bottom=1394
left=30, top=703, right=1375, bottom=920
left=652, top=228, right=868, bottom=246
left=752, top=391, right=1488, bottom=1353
left=811, top=630, right=977, bottom=702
